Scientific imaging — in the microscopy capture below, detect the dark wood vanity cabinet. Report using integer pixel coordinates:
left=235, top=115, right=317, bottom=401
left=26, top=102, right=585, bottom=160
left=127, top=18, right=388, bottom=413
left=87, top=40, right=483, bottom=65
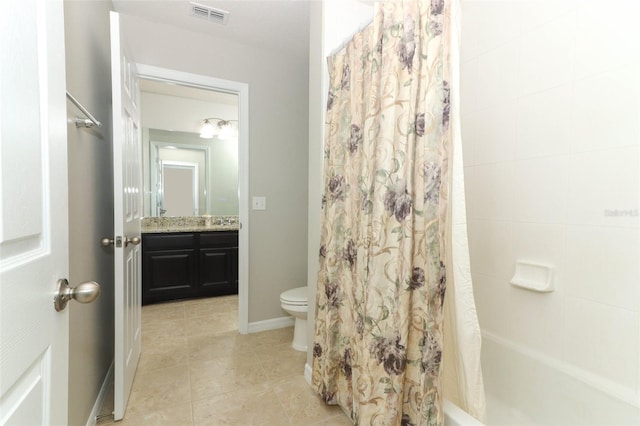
left=142, top=231, right=238, bottom=305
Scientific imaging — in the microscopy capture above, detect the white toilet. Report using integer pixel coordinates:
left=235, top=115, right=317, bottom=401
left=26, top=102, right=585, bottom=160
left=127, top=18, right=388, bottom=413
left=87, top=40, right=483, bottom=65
left=280, top=286, right=308, bottom=352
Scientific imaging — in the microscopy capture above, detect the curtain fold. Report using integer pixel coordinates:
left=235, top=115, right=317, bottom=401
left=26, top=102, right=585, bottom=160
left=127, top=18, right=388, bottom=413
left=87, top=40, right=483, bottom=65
left=312, top=1, right=456, bottom=424
left=441, top=0, right=486, bottom=420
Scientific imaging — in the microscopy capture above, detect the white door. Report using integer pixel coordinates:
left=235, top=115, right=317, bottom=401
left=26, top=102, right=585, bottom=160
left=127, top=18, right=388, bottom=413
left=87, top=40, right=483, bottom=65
left=110, top=11, right=143, bottom=421
left=0, top=0, right=69, bottom=424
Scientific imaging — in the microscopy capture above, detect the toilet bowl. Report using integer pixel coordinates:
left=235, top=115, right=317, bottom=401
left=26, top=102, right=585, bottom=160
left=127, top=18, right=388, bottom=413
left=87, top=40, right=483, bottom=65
left=280, top=286, right=308, bottom=352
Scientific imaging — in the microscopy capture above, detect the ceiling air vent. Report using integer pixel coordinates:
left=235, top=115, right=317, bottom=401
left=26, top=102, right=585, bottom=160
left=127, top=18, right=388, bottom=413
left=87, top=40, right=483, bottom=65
left=189, top=2, right=229, bottom=25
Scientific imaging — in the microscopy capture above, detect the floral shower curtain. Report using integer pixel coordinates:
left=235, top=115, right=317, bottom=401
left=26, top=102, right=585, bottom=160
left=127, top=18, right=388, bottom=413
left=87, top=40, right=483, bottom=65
left=312, top=0, right=453, bottom=424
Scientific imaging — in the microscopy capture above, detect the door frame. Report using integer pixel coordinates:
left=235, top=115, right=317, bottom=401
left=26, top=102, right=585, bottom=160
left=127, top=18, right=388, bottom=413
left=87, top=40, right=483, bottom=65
left=136, top=64, right=249, bottom=334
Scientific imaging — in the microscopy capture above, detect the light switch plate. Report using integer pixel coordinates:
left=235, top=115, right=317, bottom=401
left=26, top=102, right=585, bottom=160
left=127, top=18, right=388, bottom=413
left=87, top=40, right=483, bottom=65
left=252, top=196, right=266, bottom=210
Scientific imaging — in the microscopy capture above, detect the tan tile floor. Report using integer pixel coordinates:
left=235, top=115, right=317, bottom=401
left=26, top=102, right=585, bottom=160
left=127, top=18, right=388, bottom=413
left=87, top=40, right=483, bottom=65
left=98, top=295, right=351, bottom=426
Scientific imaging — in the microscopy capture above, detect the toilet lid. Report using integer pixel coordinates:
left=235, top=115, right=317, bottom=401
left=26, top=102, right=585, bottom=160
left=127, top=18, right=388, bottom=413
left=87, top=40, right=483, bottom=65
left=280, top=286, right=308, bottom=305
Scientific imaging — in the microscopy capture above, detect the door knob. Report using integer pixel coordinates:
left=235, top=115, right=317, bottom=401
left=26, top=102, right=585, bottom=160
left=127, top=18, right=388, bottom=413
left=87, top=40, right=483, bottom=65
left=54, top=278, right=101, bottom=312
left=101, top=236, right=141, bottom=247
left=125, top=236, right=141, bottom=246
left=101, top=237, right=114, bottom=246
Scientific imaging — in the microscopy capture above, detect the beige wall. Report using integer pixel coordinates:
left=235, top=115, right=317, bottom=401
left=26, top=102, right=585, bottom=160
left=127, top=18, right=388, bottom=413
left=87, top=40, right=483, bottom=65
left=63, top=1, right=115, bottom=425
left=120, top=13, right=310, bottom=323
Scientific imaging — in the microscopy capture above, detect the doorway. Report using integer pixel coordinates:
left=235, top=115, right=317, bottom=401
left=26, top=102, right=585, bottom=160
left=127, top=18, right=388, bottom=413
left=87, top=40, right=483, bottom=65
left=137, top=64, right=249, bottom=334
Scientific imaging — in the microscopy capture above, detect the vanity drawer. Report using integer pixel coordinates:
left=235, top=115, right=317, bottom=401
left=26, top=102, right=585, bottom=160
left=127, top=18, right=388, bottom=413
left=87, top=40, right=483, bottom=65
left=200, top=231, right=238, bottom=248
left=143, top=233, right=196, bottom=250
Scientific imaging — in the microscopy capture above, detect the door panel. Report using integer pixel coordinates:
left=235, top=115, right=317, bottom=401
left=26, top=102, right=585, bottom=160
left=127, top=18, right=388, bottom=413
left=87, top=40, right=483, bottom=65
left=0, top=0, right=69, bottom=424
left=110, top=11, right=142, bottom=421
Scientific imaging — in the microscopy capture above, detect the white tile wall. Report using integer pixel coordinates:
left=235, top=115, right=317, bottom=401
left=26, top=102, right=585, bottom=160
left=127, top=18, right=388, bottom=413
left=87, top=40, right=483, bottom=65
left=471, top=273, right=511, bottom=337
left=475, top=42, right=520, bottom=108
left=571, top=64, right=640, bottom=153
left=563, top=297, right=639, bottom=392
left=462, top=0, right=640, bottom=421
left=511, top=156, right=569, bottom=223
left=468, top=220, right=513, bottom=280
left=565, top=226, right=640, bottom=311
left=597, top=305, right=639, bottom=391
left=519, top=0, right=577, bottom=32
left=461, top=1, right=522, bottom=62
left=466, top=163, right=514, bottom=221
left=515, top=83, right=572, bottom=159
left=465, top=102, right=517, bottom=165
left=507, top=285, right=565, bottom=359
left=517, top=13, right=576, bottom=96
left=460, top=58, right=479, bottom=118
left=567, top=147, right=640, bottom=228
left=574, top=1, right=640, bottom=79
left=562, top=297, right=608, bottom=375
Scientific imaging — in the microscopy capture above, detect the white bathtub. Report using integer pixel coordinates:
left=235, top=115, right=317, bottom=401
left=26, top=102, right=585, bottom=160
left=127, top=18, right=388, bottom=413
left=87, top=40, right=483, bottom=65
left=479, top=334, right=640, bottom=425
left=444, top=332, right=640, bottom=426
left=444, top=400, right=484, bottom=426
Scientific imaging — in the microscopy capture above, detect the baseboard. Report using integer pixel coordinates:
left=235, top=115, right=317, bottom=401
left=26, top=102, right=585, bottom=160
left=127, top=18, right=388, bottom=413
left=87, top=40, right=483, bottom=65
left=247, top=316, right=294, bottom=333
left=305, top=362, right=312, bottom=385
left=85, top=360, right=114, bottom=426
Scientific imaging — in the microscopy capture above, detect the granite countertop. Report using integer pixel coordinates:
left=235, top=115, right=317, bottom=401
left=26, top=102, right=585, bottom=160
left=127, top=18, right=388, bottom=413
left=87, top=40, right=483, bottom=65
left=142, top=216, right=240, bottom=234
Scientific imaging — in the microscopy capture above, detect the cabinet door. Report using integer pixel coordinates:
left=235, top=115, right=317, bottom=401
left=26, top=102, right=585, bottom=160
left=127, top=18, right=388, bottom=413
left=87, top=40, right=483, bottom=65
left=231, top=247, right=239, bottom=288
left=143, top=249, right=196, bottom=304
left=199, top=247, right=237, bottom=296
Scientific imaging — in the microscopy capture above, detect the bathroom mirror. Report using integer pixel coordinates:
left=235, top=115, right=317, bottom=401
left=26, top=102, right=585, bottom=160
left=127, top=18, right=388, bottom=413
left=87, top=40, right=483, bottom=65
left=143, top=128, right=239, bottom=217
left=140, top=79, right=239, bottom=218
left=160, top=160, right=199, bottom=216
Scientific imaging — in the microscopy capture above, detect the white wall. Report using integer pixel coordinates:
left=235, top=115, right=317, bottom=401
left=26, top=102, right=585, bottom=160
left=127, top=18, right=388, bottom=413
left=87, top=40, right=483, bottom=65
left=121, top=12, right=309, bottom=323
left=306, top=0, right=374, bottom=366
left=461, top=0, right=640, bottom=423
left=140, top=91, right=237, bottom=134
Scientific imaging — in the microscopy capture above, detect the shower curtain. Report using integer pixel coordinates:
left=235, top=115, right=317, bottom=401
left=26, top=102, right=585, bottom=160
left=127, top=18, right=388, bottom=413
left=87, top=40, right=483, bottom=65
left=312, top=0, right=455, bottom=424
left=440, top=0, right=486, bottom=420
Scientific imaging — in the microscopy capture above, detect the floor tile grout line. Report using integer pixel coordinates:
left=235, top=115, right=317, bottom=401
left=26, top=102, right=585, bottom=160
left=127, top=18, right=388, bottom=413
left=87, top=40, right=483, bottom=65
left=272, top=381, right=297, bottom=426
left=186, top=329, right=194, bottom=425
left=131, top=296, right=345, bottom=426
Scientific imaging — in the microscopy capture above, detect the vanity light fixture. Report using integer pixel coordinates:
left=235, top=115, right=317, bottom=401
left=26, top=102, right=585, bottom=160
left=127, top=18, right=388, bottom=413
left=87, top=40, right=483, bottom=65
left=199, top=118, right=238, bottom=139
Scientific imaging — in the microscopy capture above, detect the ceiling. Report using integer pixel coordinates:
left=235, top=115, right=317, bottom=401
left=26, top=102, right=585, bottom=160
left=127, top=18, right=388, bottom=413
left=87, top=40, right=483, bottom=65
left=139, top=79, right=238, bottom=105
left=112, top=0, right=311, bottom=58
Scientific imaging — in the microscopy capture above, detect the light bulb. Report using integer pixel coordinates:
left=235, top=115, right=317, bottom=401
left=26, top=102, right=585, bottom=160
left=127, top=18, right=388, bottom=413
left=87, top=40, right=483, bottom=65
left=199, top=120, right=215, bottom=138
left=218, top=121, right=238, bottom=140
